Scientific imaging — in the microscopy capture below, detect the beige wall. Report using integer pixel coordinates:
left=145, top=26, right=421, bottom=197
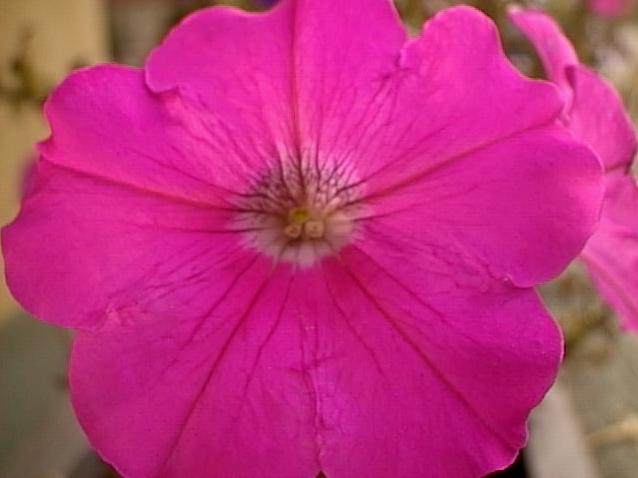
left=0, top=0, right=109, bottom=324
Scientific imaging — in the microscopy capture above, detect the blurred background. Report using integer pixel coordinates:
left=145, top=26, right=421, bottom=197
left=0, top=0, right=637, bottom=477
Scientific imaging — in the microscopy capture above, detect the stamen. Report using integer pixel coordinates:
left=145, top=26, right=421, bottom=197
left=235, top=155, right=364, bottom=266
left=289, top=207, right=311, bottom=224
left=284, top=223, right=303, bottom=239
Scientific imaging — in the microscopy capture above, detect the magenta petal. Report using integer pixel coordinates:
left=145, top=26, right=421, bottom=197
left=148, top=4, right=564, bottom=183
left=70, top=264, right=326, bottom=478
left=314, top=253, right=560, bottom=477
left=286, top=0, right=407, bottom=159
left=39, top=66, right=241, bottom=205
left=567, top=65, right=637, bottom=171
left=146, top=0, right=405, bottom=158
left=508, top=7, right=578, bottom=97
left=2, top=159, right=259, bottom=329
left=582, top=172, right=638, bottom=331
left=146, top=0, right=407, bottom=173
left=365, top=126, right=603, bottom=287
left=509, top=8, right=637, bottom=171
left=318, top=5, right=566, bottom=184
left=70, top=257, right=561, bottom=478
left=146, top=3, right=298, bottom=153
left=510, top=7, right=638, bottom=330
left=3, top=66, right=282, bottom=329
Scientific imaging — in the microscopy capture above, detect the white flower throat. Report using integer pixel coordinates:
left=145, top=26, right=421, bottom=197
left=236, top=156, right=363, bottom=267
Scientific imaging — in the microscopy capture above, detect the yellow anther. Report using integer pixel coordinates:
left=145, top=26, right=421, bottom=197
left=289, top=207, right=311, bottom=224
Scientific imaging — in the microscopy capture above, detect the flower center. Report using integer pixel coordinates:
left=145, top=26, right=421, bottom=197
left=234, top=157, right=363, bottom=267
left=284, top=207, right=325, bottom=240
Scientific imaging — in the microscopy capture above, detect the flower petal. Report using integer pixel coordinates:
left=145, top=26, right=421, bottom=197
left=2, top=158, right=261, bottom=329
left=312, top=251, right=562, bottom=477
left=361, top=126, right=603, bottom=287
left=581, top=172, right=638, bottom=331
left=4, top=65, right=292, bottom=330
left=145, top=0, right=406, bottom=166
left=39, top=66, right=243, bottom=205
left=306, top=6, right=602, bottom=287
left=508, top=8, right=638, bottom=330
left=69, top=252, right=561, bottom=478
left=299, top=5, right=566, bottom=185
left=507, top=7, right=578, bottom=95
left=566, top=64, right=637, bottom=171
left=146, top=2, right=300, bottom=158
left=147, top=4, right=566, bottom=186
left=70, top=264, right=322, bottom=478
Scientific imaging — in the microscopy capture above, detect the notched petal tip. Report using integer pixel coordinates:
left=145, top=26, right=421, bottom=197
left=144, top=4, right=261, bottom=94
left=418, top=4, right=565, bottom=104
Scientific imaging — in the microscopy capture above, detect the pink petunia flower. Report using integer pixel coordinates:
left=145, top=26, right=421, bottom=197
left=2, top=1, right=603, bottom=477
left=587, top=0, right=636, bottom=18
left=510, top=7, right=638, bottom=332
